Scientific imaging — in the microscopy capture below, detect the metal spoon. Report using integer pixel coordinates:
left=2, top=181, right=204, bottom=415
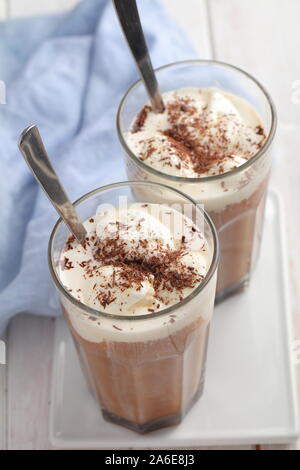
left=18, top=125, right=87, bottom=244
left=113, top=0, right=165, bottom=113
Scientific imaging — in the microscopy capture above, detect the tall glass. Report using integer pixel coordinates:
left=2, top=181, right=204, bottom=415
left=116, top=60, right=277, bottom=301
left=48, top=182, right=219, bottom=433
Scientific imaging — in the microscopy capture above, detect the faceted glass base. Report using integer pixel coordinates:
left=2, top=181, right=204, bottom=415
left=215, top=276, right=250, bottom=304
left=101, top=381, right=204, bottom=434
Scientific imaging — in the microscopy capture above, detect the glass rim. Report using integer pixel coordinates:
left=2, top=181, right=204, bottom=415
left=48, top=180, right=219, bottom=322
left=116, top=59, right=277, bottom=183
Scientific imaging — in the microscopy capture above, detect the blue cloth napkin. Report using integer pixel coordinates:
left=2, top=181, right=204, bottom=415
left=0, top=0, right=196, bottom=334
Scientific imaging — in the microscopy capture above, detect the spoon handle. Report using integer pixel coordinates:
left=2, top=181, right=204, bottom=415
left=19, top=125, right=87, bottom=243
left=113, top=0, right=165, bottom=113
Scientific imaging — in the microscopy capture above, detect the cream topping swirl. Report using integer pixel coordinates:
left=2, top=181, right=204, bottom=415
left=127, top=87, right=266, bottom=178
left=59, top=203, right=209, bottom=315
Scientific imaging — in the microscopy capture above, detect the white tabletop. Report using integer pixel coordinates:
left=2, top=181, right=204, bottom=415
left=1, top=0, right=299, bottom=450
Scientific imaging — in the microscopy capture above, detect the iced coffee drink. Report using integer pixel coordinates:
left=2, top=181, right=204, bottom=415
left=117, top=61, right=276, bottom=300
left=49, top=182, right=218, bottom=433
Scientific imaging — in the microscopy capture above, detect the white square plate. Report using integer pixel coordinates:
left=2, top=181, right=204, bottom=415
left=49, top=190, right=299, bottom=449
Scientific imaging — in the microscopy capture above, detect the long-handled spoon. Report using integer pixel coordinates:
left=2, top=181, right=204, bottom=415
left=113, top=0, right=165, bottom=113
left=18, top=125, right=87, bottom=243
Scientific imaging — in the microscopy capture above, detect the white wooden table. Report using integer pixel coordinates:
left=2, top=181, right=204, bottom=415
left=0, top=0, right=299, bottom=450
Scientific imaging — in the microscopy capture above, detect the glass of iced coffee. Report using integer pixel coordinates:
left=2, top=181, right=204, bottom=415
left=117, top=60, right=277, bottom=301
left=48, top=181, right=218, bottom=433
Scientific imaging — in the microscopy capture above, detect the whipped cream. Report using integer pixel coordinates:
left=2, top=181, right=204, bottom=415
left=59, top=204, right=209, bottom=316
left=127, top=87, right=266, bottom=178
left=124, top=88, right=271, bottom=213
